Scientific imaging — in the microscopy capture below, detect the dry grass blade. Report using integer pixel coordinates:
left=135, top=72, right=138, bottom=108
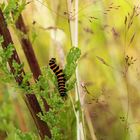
left=124, top=16, right=127, bottom=25
left=129, top=32, right=135, bottom=46
left=81, top=83, right=90, bottom=94
left=126, top=5, right=140, bottom=29
left=96, top=56, right=111, bottom=67
left=83, top=27, right=94, bottom=34
left=111, top=27, right=119, bottom=38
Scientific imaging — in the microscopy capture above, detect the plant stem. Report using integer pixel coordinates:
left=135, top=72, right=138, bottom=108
left=66, top=1, right=85, bottom=140
left=0, top=9, right=51, bottom=139
left=85, top=109, right=97, bottom=140
left=15, top=14, right=50, bottom=112
left=15, top=15, right=41, bottom=81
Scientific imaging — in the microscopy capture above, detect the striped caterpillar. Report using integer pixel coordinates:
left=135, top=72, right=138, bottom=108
left=49, top=58, right=66, bottom=97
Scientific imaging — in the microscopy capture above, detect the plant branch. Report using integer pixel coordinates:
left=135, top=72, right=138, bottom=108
left=0, top=9, right=51, bottom=140
left=15, top=14, right=50, bottom=112
left=15, top=15, right=41, bottom=80
left=66, top=1, right=84, bottom=140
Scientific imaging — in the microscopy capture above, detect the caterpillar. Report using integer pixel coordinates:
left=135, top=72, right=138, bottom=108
left=49, top=58, right=66, bottom=97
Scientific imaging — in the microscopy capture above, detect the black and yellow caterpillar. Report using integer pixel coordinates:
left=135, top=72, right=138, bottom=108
left=49, top=58, right=66, bottom=97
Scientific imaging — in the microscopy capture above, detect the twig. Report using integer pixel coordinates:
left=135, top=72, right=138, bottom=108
left=0, top=9, right=51, bottom=139
left=15, top=14, right=50, bottom=112
left=15, top=15, right=41, bottom=80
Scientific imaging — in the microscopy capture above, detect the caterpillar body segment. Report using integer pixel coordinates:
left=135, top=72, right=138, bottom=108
left=49, top=58, right=66, bottom=97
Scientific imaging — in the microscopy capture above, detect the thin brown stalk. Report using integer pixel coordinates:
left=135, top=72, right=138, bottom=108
left=15, top=15, right=41, bottom=80
left=15, top=14, right=50, bottom=112
left=0, top=9, right=51, bottom=139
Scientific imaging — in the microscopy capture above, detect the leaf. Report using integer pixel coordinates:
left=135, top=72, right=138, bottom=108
left=46, top=66, right=57, bottom=87
left=67, top=47, right=81, bottom=63
left=66, top=76, right=76, bottom=91
left=0, top=42, right=15, bottom=83
left=2, top=0, right=26, bottom=23
left=0, top=43, right=15, bottom=62
left=12, top=60, right=24, bottom=76
left=64, top=47, right=81, bottom=80
left=20, top=72, right=32, bottom=91
left=4, top=44, right=15, bottom=59
left=15, top=129, right=37, bottom=140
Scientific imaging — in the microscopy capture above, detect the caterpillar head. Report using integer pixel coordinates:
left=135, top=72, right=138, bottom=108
left=50, top=58, right=56, bottom=63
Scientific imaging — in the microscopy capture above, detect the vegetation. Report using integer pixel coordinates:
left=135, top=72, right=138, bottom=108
left=0, top=0, right=140, bottom=140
